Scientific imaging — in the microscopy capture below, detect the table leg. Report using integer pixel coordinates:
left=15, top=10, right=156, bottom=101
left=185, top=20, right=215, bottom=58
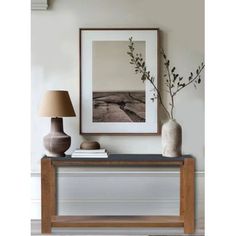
left=41, top=158, right=56, bottom=234
left=183, top=158, right=195, bottom=234
left=180, top=165, right=184, bottom=217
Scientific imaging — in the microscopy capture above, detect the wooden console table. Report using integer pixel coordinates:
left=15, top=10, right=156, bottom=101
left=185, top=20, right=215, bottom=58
left=41, top=154, right=195, bottom=234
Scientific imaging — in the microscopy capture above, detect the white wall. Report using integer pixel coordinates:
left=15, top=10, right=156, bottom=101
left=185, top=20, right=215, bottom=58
left=31, top=0, right=204, bottom=233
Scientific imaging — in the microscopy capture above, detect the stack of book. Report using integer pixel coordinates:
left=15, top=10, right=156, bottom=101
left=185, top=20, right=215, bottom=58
left=71, top=148, right=108, bottom=158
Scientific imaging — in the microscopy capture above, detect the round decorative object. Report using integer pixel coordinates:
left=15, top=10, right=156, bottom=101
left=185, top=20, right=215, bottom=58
left=80, top=141, right=100, bottom=150
left=162, top=119, right=182, bottom=157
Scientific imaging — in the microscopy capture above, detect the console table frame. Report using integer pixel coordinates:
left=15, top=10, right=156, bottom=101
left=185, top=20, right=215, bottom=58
left=41, top=154, right=195, bottom=234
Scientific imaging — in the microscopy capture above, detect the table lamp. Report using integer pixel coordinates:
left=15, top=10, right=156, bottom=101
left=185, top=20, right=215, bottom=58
left=39, top=90, right=76, bottom=157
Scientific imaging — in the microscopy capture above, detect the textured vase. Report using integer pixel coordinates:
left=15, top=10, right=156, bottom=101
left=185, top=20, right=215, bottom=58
left=162, top=119, right=182, bottom=157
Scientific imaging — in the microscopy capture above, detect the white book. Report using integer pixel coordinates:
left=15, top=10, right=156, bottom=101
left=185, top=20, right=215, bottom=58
left=71, top=154, right=108, bottom=158
left=72, top=153, right=108, bottom=156
left=72, top=154, right=108, bottom=157
left=74, top=149, right=107, bottom=153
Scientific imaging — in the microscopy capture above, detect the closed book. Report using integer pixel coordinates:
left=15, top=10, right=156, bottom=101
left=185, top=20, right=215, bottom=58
left=74, top=149, right=107, bottom=153
left=72, top=154, right=108, bottom=157
left=71, top=154, right=108, bottom=158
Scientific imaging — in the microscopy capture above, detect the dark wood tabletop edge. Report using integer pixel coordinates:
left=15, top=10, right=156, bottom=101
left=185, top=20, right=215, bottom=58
left=42, top=154, right=192, bottom=161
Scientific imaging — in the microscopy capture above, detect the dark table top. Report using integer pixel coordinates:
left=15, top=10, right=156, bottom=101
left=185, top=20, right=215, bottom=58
left=47, top=154, right=189, bottom=161
left=42, top=154, right=192, bottom=167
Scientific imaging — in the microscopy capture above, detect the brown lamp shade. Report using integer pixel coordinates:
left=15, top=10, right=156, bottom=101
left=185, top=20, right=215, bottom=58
left=39, top=90, right=76, bottom=117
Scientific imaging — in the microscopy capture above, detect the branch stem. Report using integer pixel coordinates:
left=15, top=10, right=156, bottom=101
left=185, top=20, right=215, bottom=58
left=163, top=53, right=174, bottom=119
left=146, top=77, right=170, bottom=119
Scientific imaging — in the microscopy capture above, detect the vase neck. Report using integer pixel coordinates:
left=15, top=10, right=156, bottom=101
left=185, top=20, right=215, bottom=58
left=50, top=117, right=64, bottom=132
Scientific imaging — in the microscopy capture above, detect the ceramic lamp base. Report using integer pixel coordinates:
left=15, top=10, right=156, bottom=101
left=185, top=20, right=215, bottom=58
left=43, top=117, right=71, bottom=157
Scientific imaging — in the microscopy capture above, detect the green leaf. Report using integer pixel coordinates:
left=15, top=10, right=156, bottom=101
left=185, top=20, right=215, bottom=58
left=141, top=74, right=146, bottom=81
left=165, top=60, right=170, bottom=67
left=162, top=50, right=167, bottom=59
left=173, top=74, right=179, bottom=80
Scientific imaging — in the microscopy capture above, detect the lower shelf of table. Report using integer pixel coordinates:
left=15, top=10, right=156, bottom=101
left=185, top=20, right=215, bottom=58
left=51, top=215, right=184, bottom=228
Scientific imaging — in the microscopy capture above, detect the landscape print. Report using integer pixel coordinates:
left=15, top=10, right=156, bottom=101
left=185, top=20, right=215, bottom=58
left=93, top=91, right=145, bottom=122
left=92, top=40, right=146, bottom=123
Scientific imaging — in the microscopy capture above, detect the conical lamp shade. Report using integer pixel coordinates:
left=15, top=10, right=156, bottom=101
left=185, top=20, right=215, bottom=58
left=39, top=90, right=76, bottom=117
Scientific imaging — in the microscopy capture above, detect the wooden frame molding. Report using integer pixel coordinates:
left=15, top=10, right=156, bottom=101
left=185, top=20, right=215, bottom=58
left=79, top=28, right=160, bottom=135
left=31, top=0, right=48, bottom=10
left=41, top=154, right=195, bottom=234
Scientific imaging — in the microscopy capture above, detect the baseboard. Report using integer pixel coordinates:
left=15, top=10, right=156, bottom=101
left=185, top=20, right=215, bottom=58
left=31, top=170, right=205, bottom=177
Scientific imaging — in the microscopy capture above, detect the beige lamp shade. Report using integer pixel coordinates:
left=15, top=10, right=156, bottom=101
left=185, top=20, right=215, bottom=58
left=39, top=90, right=76, bottom=117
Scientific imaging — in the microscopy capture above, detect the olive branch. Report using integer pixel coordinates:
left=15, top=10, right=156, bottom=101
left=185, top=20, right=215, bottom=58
left=127, top=37, right=205, bottom=119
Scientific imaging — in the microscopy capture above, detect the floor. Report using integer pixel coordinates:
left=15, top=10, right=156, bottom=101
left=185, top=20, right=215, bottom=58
left=31, top=220, right=204, bottom=236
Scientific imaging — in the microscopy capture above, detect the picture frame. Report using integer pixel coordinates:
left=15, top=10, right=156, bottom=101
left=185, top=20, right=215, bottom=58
left=80, top=28, right=159, bottom=134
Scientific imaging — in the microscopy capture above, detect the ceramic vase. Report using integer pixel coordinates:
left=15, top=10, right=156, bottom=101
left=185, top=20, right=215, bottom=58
left=43, top=118, right=71, bottom=157
left=162, top=119, right=182, bottom=157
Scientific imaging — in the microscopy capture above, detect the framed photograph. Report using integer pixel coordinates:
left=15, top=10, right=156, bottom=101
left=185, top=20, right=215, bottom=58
left=80, top=28, right=159, bottom=134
